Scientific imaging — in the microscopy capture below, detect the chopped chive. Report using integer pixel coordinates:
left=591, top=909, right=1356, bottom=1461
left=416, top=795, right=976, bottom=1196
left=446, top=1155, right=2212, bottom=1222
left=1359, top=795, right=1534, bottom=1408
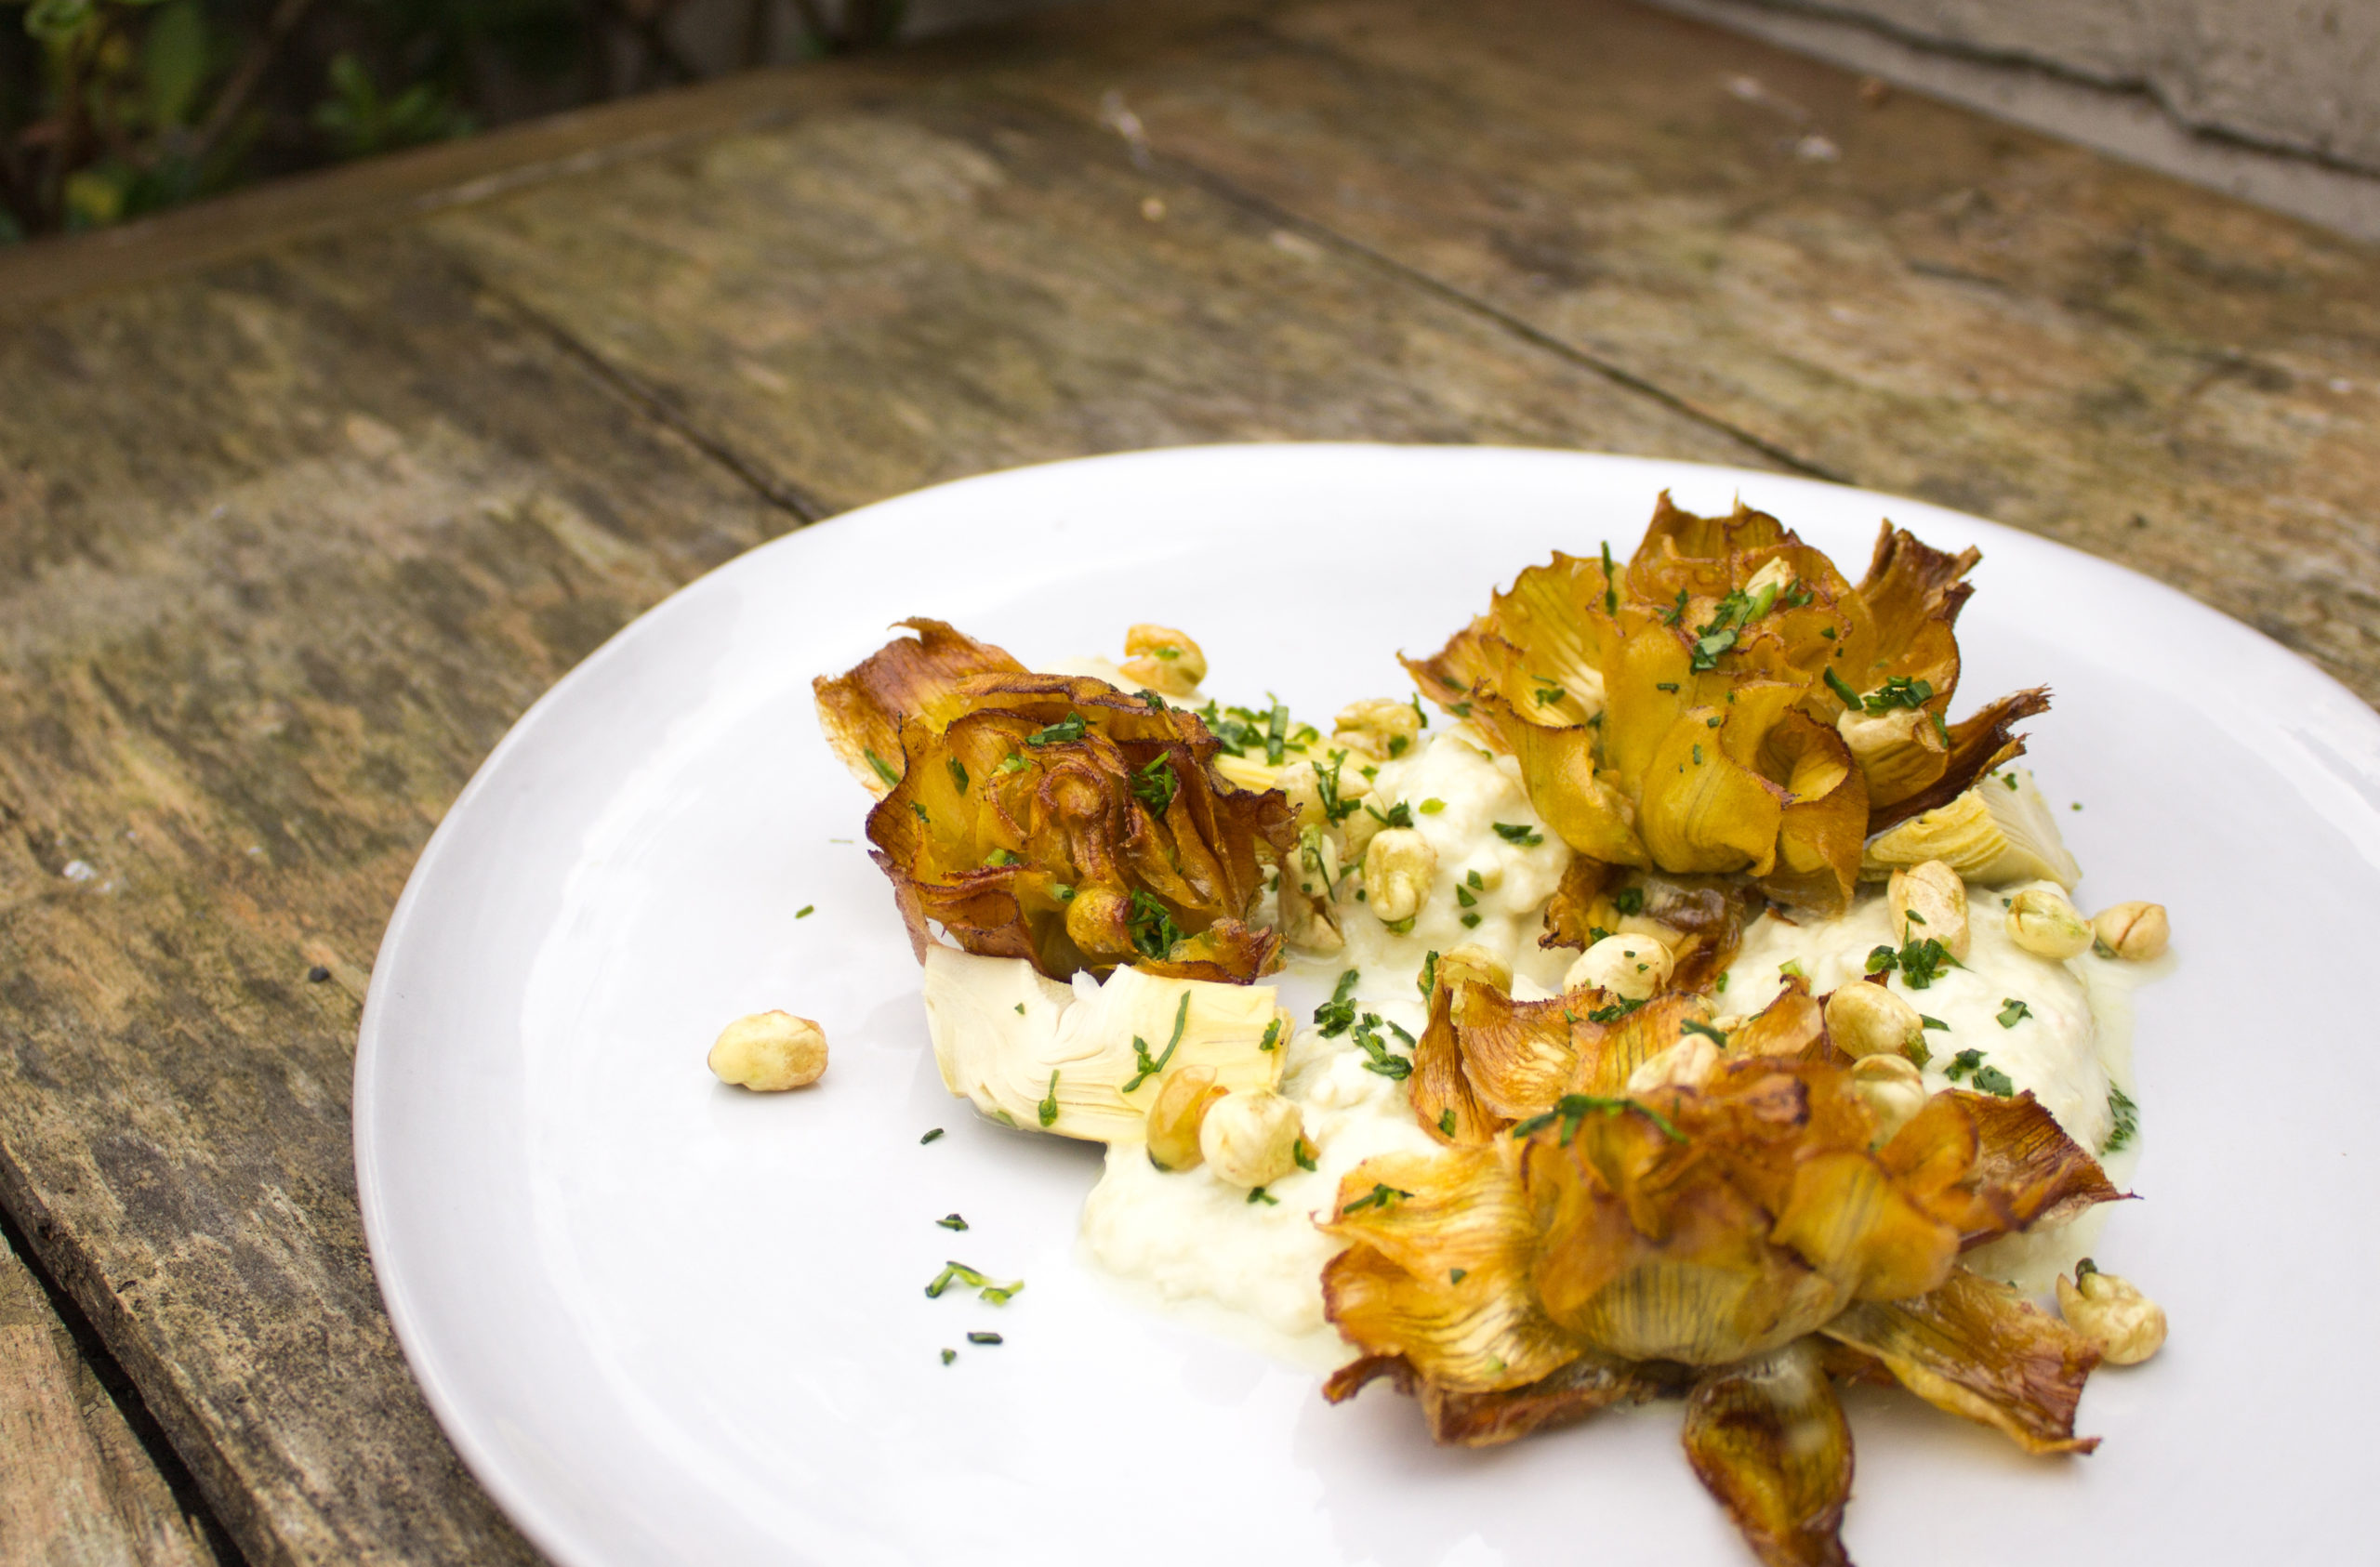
left=1248, top=1186, right=1278, bottom=1205
left=1451, top=1267, right=1469, bottom=1284
left=1038, top=1070, right=1060, bottom=1127
left=947, top=757, right=971, bottom=793
left=966, top=1332, right=1003, bottom=1346
left=1437, top=1108, right=1456, bottom=1137
left=1342, top=1182, right=1412, bottom=1214
left=936, top=1213, right=968, bottom=1231
left=1600, top=540, right=1619, bottom=612
left=941, top=1348, right=957, bottom=1364
left=1025, top=712, right=1088, bottom=746
left=1920, top=1014, right=1950, bottom=1030
left=1680, top=1019, right=1728, bottom=1044
left=1997, top=998, right=2032, bottom=1028
left=1823, top=667, right=1860, bottom=708
left=920, top=1128, right=945, bottom=1144
left=866, top=749, right=901, bottom=787
left=1293, top=1139, right=1317, bottom=1172
left=796, top=904, right=814, bottom=918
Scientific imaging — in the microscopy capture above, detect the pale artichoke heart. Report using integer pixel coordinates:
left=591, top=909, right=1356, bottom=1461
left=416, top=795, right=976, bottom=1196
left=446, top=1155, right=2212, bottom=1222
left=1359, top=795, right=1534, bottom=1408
left=921, top=945, right=1283, bottom=1140
left=1862, top=766, right=2081, bottom=889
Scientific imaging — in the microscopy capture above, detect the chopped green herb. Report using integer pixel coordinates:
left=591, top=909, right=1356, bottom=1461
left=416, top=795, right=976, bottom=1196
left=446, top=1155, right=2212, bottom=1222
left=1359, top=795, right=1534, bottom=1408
left=2103, top=1085, right=2138, bottom=1152
left=1612, top=886, right=1646, bottom=916
left=1352, top=1014, right=1414, bottom=1080
left=1449, top=701, right=1473, bottom=718
left=1417, top=951, right=1439, bottom=998
left=947, top=757, right=971, bottom=794
left=1972, top=1065, right=2016, bottom=1097
left=1135, top=689, right=1169, bottom=710
left=1904, top=908, right=1926, bottom=927
left=1691, top=744, right=1703, bottom=765
left=1364, top=798, right=1415, bottom=830
left=1247, top=1186, right=1278, bottom=1205
left=1342, top=1182, right=1412, bottom=1214
left=920, top=1127, right=945, bottom=1144
left=1714, top=970, right=1729, bottom=993
left=996, top=753, right=1029, bottom=775
left=1819, top=625, right=1836, bottom=639
left=1460, top=912, right=1482, bottom=928
left=1920, top=1014, right=1950, bottom=1030
left=1870, top=937, right=1956, bottom=989
left=2003, top=772, right=2019, bottom=790
left=1418, top=797, right=1446, bottom=814
left=1410, top=693, right=1430, bottom=731
left=1450, top=1267, right=1469, bottom=1284
left=1126, top=888, right=1184, bottom=962
left=1025, top=712, right=1088, bottom=746
left=1823, top=667, right=1861, bottom=708
left=1997, top=997, right=2033, bottom=1028
left=926, top=1261, right=1022, bottom=1305
left=1586, top=997, right=1647, bottom=1024
left=1259, top=1019, right=1282, bottom=1053
left=1293, top=1139, right=1317, bottom=1172
left=1438, top=1108, right=1457, bottom=1137
left=1512, top=1093, right=1686, bottom=1146
left=1534, top=685, right=1567, bottom=705
left=1601, top=541, right=1619, bottom=612
left=1124, top=993, right=1195, bottom=1091
left=1455, top=884, right=1477, bottom=908
left=983, top=848, right=1021, bottom=867
left=1130, top=751, right=1180, bottom=814
left=1466, top=869, right=1485, bottom=889
left=1265, top=700, right=1289, bottom=765
left=1705, top=715, right=1723, bottom=729
left=1778, top=958, right=1805, bottom=979
left=941, top=1348, right=957, bottom=1364
left=1861, top=676, right=1934, bottom=714
left=1052, top=883, right=1076, bottom=902
left=1492, top=822, right=1544, bottom=847
left=1038, top=1071, right=1060, bottom=1127
left=910, top=801, right=932, bottom=824
left=936, top=1213, right=969, bottom=1231
left=1680, top=1019, right=1728, bottom=1044
left=796, top=904, right=814, bottom=918
left=1655, top=681, right=1680, bottom=693
left=1315, top=969, right=1362, bottom=1037
left=866, top=749, right=901, bottom=787
left=1945, top=1048, right=1985, bottom=1084
left=1662, top=589, right=1688, bottom=625
left=1013, top=1003, right=1025, bottom=1016
left=966, top=1332, right=1003, bottom=1346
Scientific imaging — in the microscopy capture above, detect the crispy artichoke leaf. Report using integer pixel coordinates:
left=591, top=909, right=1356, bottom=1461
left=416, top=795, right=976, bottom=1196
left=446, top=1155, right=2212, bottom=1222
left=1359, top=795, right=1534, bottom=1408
left=1324, top=1348, right=1667, bottom=1449
left=1865, top=687, right=2051, bottom=836
left=1682, top=1339, right=1856, bottom=1567
left=813, top=619, right=1027, bottom=796
left=1445, top=982, right=1583, bottom=1121
left=1880, top=1088, right=2126, bottom=1245
left=864, top=672, right=1295, bottom=981
left=1410, top=981, right=1499, bottom=1145
left=1321, top=1147, right=1586, bottom=1394
left=1819, top=1266, right=2102, bottom=1455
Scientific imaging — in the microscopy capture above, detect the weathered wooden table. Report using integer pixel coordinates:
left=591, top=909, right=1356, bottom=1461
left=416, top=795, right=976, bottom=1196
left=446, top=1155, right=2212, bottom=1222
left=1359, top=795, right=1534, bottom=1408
left=1, top=0, right=2373, bottom=1560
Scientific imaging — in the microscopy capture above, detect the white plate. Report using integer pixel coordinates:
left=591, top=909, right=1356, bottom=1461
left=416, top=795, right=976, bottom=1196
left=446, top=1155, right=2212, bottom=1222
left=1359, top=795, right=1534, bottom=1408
left=356, top=445, right=2380, bottom=1567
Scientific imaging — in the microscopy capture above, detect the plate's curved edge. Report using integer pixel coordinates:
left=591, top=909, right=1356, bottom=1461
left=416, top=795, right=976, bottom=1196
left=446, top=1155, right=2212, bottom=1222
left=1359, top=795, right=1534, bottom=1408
left=350, top=442, right=2380, bottom=1565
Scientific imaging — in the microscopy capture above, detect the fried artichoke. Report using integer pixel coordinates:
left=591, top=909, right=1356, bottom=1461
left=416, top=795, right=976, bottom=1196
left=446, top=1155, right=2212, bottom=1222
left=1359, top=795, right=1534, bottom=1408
left=1326, top=978, right=2121, bottom=1567
left=816, top=620, right=1298, bottom=982
left=1405, top=496, right=2048, bottom=919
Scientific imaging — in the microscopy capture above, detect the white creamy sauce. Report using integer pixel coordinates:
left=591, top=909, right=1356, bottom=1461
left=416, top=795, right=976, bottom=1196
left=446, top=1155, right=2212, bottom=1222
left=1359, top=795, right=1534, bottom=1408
left=1072, top=728, right=2149, bottom=1340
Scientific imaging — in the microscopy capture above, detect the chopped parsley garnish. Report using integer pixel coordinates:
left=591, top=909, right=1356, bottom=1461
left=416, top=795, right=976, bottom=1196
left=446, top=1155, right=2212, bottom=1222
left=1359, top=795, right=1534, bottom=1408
left=1316, top=750, right=1363, bottom=825
left=2103, top=1085, right=2138, bottom=1152
left=1492, top=822, right=1543, bottom=847
left=1512, top=1093, right=1686, bottom=1146
left=1013, top=1003, right=1025, bottom=1016
left=1265, top=699, right=1289, bottom=765
left=1691, top=744, right=1703, bottom=765
left=1450, top=1267, right=1468, bottom=1284
left=1123, top=993, right=1194, bottom=1092
left=966, top=1332, right=1003, bottom=1346
left=1823, top=667, right=1861, bottom=708
left=1534, top=685, right=1566, bottom=705
left=926, top=1261, right=1023, bottom=1304
left=1680, top=1019, right=1729, bottom=1044
left=796, top=904, right=814, bottom=918
left=1038, top=1071, right=1060, bottom=1127
left=1601, top=541, right=1619, bottom=612
left=1247, top=1186, right=1278, bottom=1205
left=1259, top=1019, right=1281, bottom=1052
left=1714, top=970, right=1729, bottom=993
left=940, top=1348, right=957, bottom=1364
left=1944, top=1048, right=1985, bottom=1083
left=1126, top=888, right=1184, bottom=961
left=936, top=1213, right=969, bottom=1231
left=996, top=752, right=1029, bottom=775
left=1460, top=912, right=1481, bottom=928
left=983, top=848, right=1020, bottom=867
left=920, top=1127, right=945, bottom=1144
left=1293, top=1139, right=1317, bottom=1172
left=1862, top=676, right=1935, bottom=713
left=1997, top=997, right=2033, bottom=1028
left=1655, top=681, right=1680, bottom=693
left=1417, top=951, right=1439, bottom=998
left=1130, top=752, right=1180, bottom=813
left=866, top=748, right=901, bottom=787
left=1661, top=589, right=1688, bottom=625
left=1972, top=1065, right=2016, bottom=1096
left=1351, top=1013, right=1414, bottom=1080
left=1612, top=887, right=1646, bottom=916
left=1437, top=1108, right=1456, bottom=1137
left=1135, top=689, right=1169, bottom=710
left=1025, top=712, right=1088, bottom=746
left=1466, top=869, right=1485, bottom=889
left=910, top=800, right=931, bottom=824
left=947, top=757, right=971, bottom=794
left=1920, top=1014, right=1949, bottom=1030
left=1585, top=996, right=1646, bottom=1024
left=1455, top=884, right=1477, bottom=908
left=1410, top=693, right=1429, bottom=731
left=1315, top=969, right=1361, bottom=1036
left=1418, top=797, right=1446, bottom=814
left=1868, top=937, right=1956, bottom=989
left=1342, top=1183, right=1412, bottom=1214
left=1364, top=798, right=1415, bottom=830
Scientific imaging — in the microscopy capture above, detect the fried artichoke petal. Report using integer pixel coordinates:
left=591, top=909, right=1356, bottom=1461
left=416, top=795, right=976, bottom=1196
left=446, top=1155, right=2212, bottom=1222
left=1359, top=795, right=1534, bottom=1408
left=839, top=654, right=1296, bottom=982
left=1324, top=1348, right=1666, bottom=1448
left=813, top=618, right=1026, bottom=796
left=1819, top=1266, right=2102, bottom=1455
left=1880, top=1088, right=2126, bottom=1245
left=1405, top=499, right=2052, bottom=916
left=1321, top=1147, right=1586, bottom=1394
left=1682, top=1339, right=1855, bottom=1567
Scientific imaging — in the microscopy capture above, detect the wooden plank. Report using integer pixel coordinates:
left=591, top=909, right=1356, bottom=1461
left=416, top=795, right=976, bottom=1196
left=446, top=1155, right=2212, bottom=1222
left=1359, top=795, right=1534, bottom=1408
left=975, top=0, right=2380, bottom=704
left=0, top=229, right=800, bottom=1564
left=1, top=1225, right=221, bottom=1567
left=409, top=66, right=1782, bottom=518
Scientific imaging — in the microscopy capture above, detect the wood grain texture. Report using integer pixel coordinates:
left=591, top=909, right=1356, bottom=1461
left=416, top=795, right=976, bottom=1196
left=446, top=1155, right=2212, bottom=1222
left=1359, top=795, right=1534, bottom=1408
left=978, top=0, right=2380, bottom=703
left=0, top=233, right=796, bottom=1564
left=2, top=1227, right=221, bottom=1567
